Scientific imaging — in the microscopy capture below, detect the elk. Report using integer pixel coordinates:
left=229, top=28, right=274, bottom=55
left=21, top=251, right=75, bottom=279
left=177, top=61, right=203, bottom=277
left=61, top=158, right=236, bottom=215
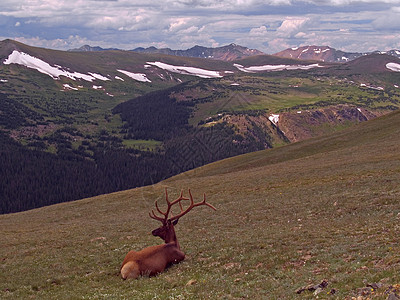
left=120, top=188, right=216, bottom=279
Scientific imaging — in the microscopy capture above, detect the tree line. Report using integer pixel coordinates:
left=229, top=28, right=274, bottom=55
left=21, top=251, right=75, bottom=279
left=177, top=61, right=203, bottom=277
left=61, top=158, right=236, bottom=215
left=1, top=83, right=269, bottom=214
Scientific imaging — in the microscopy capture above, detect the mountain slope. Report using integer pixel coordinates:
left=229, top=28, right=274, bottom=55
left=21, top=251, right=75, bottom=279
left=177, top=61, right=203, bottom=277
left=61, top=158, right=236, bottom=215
left=0, top=39, right=236, bottom=84
left=1, top=109, right=400, bottom=298
left=2, top=39, right=400, bottom=214
left=274, top=45, right=400, bottom=63
left=68, top=45, right=119, bottom=52
left=273, top=45, right=362, bottom=62
left=67, top=43, right=264, bottom=61
left=131, top=43, right=264, bottom=61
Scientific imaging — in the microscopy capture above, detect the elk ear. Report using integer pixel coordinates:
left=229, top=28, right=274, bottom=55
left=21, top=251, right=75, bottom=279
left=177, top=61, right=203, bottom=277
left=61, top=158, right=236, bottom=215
left=172, top=219, right=179, bottom=226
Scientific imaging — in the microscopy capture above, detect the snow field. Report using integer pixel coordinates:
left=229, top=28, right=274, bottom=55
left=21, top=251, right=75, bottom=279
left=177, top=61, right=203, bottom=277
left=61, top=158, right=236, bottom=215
left=146, top=61, right=222, bottom=78
left=233, top=63, right=321, bottom=73
left=4, top=50, right=108, bottom=82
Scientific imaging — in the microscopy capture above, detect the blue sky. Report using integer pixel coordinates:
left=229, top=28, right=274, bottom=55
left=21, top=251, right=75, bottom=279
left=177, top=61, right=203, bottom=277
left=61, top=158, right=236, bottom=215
left=0, top=0, right=400, bottom=53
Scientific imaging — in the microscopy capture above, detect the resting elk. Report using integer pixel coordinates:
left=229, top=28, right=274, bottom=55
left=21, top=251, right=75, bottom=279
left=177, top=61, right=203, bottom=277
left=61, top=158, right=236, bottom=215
left=120, top=188, right=216, bottom=279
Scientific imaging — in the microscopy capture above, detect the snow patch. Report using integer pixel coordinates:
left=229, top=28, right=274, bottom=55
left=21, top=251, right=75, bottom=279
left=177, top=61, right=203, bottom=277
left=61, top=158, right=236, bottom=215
left=88, top=72, right=110, bottom=81
left=117, top=69, right=151, bottom=82
left=93, top=85, right=103, bottom=90
left=115, top=76, right=124, bottom=81
left=234, top=63, right=321, bottom=73
left=3, top=50, right=108, bottom=82
left=0, top=79, right=8, bottom=83
left=360, top=83, right=384, bottom=91
left=268, top=114, right=279, bottom=125
left=63, top=84, right=79, bottom=91
left=147, top=61, right=222, bottom=78
left=386, top=62, right=400, bottom=72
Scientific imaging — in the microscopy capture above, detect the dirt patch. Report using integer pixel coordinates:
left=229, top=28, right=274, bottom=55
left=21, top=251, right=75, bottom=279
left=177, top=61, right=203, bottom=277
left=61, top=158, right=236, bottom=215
left=10, top=123, right=59, bottom=140
left=278, top=104, right=387, bottom=142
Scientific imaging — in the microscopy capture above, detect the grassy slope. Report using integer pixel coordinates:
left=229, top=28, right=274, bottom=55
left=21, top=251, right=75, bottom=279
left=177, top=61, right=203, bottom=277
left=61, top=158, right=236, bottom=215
left=1, top=109, right=400, bottom=299
left=2, top=43, right=400, bottom=297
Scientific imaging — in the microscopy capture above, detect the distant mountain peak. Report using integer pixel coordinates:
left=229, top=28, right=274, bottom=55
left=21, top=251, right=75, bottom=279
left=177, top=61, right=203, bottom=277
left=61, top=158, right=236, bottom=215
left=68, top=45, right=119, bottom=52
left=131, top=44, right=264, bottom=61
left=67, top=42, right=264, bottom=61
left=274, top=45, right=400, bottom=63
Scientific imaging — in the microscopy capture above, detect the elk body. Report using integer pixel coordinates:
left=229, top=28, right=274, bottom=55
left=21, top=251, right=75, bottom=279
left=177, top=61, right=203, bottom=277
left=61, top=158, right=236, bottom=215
left=120, top=189, right=216, bottom=279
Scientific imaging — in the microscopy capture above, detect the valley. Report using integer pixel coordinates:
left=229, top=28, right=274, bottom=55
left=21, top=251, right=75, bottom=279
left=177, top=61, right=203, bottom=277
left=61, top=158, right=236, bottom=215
left=1, top=39, right=400, bottom=213
left=1, top=103, right=400, bottom=299
left=1, top=39, right=400, bottom=298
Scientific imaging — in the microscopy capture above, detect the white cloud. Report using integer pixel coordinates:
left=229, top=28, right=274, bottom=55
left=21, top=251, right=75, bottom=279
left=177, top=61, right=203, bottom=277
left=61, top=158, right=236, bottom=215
left=294, top=32, right=306, bottom=38
left=307, top=0, right=400, bottom=4
left=0, top=0, right=400, bottom=53
left=169, top=18, right=191, bottom=32
left=9, top=35, right=98, bottom=50
left=267, top=38, right=291, bottom=53
left=372, top=7, right=400, bottom=30
left=277, top=18, right=310, bottom=38
left=249, top=25, right=268, bottom=37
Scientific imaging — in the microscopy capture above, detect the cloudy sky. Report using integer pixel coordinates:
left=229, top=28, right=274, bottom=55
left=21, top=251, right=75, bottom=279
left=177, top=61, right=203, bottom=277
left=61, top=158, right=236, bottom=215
left=1, top=0, right=400, bottom=54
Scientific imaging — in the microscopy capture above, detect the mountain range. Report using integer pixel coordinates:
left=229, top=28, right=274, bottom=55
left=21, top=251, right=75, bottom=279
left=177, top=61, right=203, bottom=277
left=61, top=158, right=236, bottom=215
left=274, top=45, right=400, bottom=63
left=1, top=83, right=400, bottom=298
left=1, top=38, right=400, bottom=299
left=70, top=43, right=264, bottom=61
left=70, top=42, right=400, bottom=63
left=1, top=39, right=400, bottom=213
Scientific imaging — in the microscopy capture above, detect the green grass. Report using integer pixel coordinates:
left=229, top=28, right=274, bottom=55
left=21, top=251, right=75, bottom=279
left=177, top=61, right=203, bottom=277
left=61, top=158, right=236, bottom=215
left=2, top=110, right=400, bottom=299
left=188, top=74, right=400, bottom=127
left=3, top=40, right=400, bottom=154
left=122, top=139, right=162, bottom=151
left=2, top=40, right=400, bottom=298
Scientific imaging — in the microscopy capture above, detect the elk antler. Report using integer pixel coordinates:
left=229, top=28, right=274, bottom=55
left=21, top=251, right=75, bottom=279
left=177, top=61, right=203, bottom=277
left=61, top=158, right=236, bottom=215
left=149, top=188, right=216, bottom=224
left=169, top=189, right=216, bottom=222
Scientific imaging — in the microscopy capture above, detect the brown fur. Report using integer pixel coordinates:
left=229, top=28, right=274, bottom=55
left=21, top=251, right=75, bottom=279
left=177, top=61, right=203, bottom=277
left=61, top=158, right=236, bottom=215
left=120, top=242, right=185, bottom=279
left=120, top=189, right=215, bottom=279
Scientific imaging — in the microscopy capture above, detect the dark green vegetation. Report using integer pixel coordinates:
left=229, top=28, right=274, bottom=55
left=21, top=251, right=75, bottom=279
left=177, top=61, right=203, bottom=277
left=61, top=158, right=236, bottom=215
left=0, top=40, right=238, bottom=213
left=2, top=39, right=400, bottom=214
left=1, top=108, right=400, bottom=299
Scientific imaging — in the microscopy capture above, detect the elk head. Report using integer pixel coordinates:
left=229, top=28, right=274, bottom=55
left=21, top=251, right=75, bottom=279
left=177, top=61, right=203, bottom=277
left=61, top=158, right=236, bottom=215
left=149, top=188, right=216, bottom=246
left=151, top=219, right=179, bottom=243
left=120, top=188, right=216, bottom=279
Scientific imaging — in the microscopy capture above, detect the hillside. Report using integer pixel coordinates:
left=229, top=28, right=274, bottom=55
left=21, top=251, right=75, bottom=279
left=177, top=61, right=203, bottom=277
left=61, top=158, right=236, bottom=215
left=274, top=45, right=400, bottom=63
left=1, top=109, right=400, bottom=298
left=2, top=39, right=400, bottom=213
left=69, top=43, right=264, bottom=61
left=132, top=43, right=264, bottom=61
left=273, top=45, right=363, bottom=62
